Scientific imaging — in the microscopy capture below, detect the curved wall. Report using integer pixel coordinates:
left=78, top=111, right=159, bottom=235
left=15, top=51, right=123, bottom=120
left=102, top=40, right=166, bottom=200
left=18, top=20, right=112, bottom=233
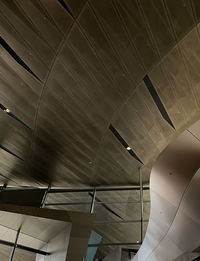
left=133, top=121, right=200, bottom=261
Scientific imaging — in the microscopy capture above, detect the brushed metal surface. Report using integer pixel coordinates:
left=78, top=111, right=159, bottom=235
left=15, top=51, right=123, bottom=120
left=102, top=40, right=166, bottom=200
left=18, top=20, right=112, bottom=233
left=0, top=0, right=200, bottom=258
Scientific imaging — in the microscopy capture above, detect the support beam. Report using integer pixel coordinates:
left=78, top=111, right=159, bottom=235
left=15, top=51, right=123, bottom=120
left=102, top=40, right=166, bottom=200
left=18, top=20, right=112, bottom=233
left=48, top=186, right=149, bottom=193
left=41, top=184, right=51, bottom=208
left=0, top=186, right=149, bottom=194
left=0, top=239, right=50, bottom=255
left=90, top=188, right=96, bottom=214
left=88, top=242, right=141, bottom=247
left=94, top=219, right=149, bottom=225
left=9, top=228, right=20, bottom=261
left=45, top=202, right=91, bottom=206
left=0, top=189, right=46, bottom=207
left=45, top=200, right=150, bottom=207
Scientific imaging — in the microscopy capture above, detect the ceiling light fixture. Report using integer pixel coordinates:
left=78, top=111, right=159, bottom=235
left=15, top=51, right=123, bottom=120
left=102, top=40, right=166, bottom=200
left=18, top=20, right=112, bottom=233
left=4, top=108, right=10, bottom=113
left=126, top=146, right=131, bottom=151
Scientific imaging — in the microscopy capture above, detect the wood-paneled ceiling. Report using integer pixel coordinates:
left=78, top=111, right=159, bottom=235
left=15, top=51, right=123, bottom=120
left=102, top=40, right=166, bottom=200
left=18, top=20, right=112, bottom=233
left=0, top=0, right=200, bottom=258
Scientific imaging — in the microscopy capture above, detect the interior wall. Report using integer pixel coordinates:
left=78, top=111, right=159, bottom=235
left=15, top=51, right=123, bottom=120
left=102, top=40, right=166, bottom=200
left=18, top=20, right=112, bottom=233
left=133, top=120, right=200, bottom=261
left=173, top=252, right=200, bottom=261
left=35, top=223, right=71, bottom=261
left=121, top=250, right=131, bottom=261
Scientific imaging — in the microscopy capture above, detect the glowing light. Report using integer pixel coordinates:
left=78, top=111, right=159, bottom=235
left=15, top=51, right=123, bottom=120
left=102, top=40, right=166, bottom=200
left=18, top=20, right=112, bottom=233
left=126, top=146, right=131, bottom=151
left=4, top=108, right=10, bottom=113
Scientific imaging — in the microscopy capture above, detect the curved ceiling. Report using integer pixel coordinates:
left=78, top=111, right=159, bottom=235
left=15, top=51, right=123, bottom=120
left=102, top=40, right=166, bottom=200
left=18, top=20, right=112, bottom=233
left=0, top=1, right=200, bottom=259
left=0, top=0, right=200, bottom=188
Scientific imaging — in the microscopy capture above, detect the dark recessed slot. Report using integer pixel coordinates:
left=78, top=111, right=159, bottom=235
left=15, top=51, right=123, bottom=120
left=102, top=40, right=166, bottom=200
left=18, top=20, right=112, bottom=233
left=109, top=124, right=143, bottom=164
left=143, top=75, right=175, bottom=129
left=7, top=112, right=30, bottom=129
left=0, top=103, right=31, bottom=129
left=0, top=144, right=24, bottom=161
left=0, top=36, right=40, bottom=81
left=0, top=104, right=6, bottom=110
left=57, top=0, right=74, bottom=18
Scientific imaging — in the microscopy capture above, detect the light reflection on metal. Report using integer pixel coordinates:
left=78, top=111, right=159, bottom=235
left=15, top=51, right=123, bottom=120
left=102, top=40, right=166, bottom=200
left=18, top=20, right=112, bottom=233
left=41, top=184, right=51, bottom=208
left=90, top=188, right=96, bottom=214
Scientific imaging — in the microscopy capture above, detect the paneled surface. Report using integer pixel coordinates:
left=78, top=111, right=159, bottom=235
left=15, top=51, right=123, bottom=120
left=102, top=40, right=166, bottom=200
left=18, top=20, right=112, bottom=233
left=0, top=0, right=200, bottom=258
left=0, top=0, right=199, bottom=187
left=133, top=122, right=200, bottom=261
left=0, top=244, right=35, bottom=261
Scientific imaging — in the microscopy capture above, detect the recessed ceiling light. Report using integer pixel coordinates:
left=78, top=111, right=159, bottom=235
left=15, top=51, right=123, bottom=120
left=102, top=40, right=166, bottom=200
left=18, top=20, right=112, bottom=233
left=137, top=241, right=139, bottom=243
left=4, top=108, right=10, bottom=113
left=126, top=146, right=131, bottom=151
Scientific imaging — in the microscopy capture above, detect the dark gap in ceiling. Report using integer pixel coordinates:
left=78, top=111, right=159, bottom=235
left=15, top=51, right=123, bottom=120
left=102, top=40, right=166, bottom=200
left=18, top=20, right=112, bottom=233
left=0, top=36, right=40, bottom=81
left=0, top=144, right=24, bottom=161
left=0, top=104, right=31, bottom=129
left=0, top=173, right=16, bottom=183
left=109, top=124, right=143, bottom=164
left=57, top=0, right=75, bottom=18
left=0, top=104, right=6, bottom=111
left=89, top=192, right=123, bottom=220
left=7, top=112, right=30, bottom=129
left=143, top=75, right=175, bottom=129
left=192, top=256, right=200, bottom=261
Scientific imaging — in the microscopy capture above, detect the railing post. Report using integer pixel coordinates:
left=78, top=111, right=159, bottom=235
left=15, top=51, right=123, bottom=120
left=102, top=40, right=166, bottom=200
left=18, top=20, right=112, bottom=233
left=9, top=227, right=20, bottom=261
left=41, top=184, right=51, bottom=208
left=90, top=188, right=96, bottom=214
left=139, top=168, right=144, bottom=243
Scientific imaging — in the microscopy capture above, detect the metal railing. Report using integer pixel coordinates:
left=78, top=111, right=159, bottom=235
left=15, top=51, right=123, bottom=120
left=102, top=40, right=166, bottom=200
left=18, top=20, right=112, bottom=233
left=0, top=182, right=150, bottom=256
